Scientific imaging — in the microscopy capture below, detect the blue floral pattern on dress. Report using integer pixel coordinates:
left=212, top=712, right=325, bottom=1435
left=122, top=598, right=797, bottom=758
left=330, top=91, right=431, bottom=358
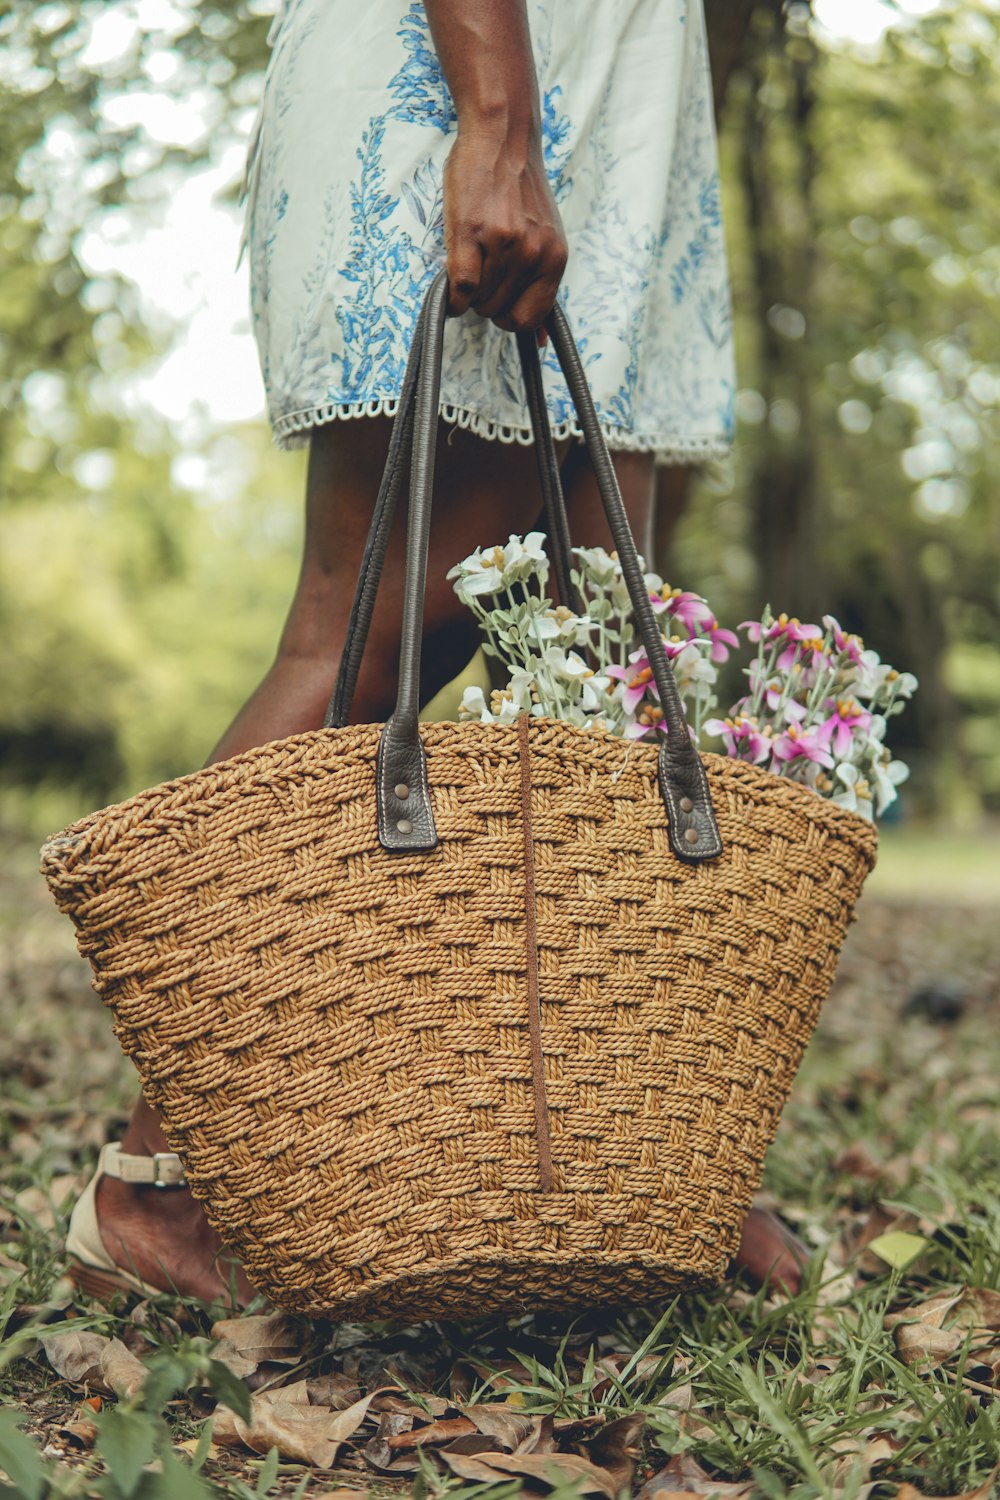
left=242, top=0, right=735, bottom=458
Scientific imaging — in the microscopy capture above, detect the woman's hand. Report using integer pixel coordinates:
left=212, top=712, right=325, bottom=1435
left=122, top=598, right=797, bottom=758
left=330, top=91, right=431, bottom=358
left=423, top=0, right=568, bottom=331
left=443, top=127, right=568, bottom=332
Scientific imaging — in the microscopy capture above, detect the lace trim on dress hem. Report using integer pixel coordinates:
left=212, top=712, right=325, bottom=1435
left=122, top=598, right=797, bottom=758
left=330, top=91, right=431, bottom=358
left=271, top=398, right=732, bottom=462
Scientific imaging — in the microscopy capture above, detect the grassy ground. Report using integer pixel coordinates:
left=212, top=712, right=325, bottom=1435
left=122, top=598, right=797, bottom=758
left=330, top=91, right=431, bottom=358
left=1, top=823, right=998, bottom=1499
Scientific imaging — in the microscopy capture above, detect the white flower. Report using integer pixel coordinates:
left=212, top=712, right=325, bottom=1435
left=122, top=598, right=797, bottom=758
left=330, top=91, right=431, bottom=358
left=581, top=672, right=612, bottom=713
left=572, top=545, right=621, bottom=586
left=502, top=531, right=548, bottom=583
left=853, top=649, right=895, bottom=699
left=670, top=641, right=718, bottom=691
left=460, top=685, right=494, bottom=722
left=448, top=546, right=506, bottom=599
left=831, top=763, right=874, bottom=819
left=542, top=647, right=592, bottom=682
left=870, top=754, right=909, bottom=816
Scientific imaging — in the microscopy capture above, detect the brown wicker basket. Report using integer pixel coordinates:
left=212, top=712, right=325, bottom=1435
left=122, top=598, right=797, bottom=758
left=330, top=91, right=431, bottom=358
left=41, top=276, right=877, bottom=1319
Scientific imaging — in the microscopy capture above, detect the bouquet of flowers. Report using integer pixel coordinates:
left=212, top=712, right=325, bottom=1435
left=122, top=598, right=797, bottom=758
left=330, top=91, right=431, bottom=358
left=448, top=535, right=917, bottom=821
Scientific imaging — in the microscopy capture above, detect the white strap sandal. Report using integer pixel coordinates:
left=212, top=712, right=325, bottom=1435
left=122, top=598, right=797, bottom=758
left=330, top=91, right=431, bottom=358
left=65, top=1143, right=187, bottom=1301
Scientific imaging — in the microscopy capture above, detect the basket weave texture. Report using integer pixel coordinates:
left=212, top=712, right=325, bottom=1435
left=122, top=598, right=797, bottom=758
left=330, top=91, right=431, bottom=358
left=42, top=716, right=876, bottom=1320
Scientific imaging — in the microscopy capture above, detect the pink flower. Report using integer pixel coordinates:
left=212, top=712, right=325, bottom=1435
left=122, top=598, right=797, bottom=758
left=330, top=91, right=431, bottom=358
left=823, top=615, right=866, bottom=668
left=705, top=714, right=771, bottom=764
left=771, top=723, right=835, bottom=768
left=705, top=624, right=739, bottom=664
left=607, top=650, right=657, bottom=713
left=741, top=613, right=823, bottom=670
left=818, top=697, right=872, bottom=758
left=650, top=587, right=715, bottom=633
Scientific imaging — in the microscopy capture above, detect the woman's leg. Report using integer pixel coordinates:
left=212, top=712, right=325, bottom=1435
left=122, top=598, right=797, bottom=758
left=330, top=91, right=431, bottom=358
left=94, top=416, right=549, bottom=1303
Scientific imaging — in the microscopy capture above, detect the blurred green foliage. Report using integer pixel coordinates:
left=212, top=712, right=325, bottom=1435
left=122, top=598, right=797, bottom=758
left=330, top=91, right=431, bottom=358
left=1, top=0, right=999, bottom=832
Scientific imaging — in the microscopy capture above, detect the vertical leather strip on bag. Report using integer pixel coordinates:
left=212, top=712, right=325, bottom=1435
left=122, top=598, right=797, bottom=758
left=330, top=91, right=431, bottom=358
left=517, top=710, right=554, bottom=1193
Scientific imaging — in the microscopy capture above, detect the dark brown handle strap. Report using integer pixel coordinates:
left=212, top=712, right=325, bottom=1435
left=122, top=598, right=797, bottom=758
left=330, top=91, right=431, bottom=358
left=539, top=308, right=722, bottom=861
left=515, top=330, right=579, bottom=613
left=378, top=271, right=722, bottom=862
left=375, top=270, right=451, bottom=850
left=324, top=293, right=430, bottom=729
left=327, top=291, right=579, bottom=727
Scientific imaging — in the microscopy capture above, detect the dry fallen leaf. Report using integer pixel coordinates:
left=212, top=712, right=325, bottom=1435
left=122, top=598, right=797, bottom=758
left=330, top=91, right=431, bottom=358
left=584, top=1412, right=647, bottom=1490
left=99, top=1338, right=146, bottom=1400
left=441, top=1448, right=619, bottom=1497
left=638, top=1453, right=753, bottom=1499
left=387, top=1416, right=476, bottom=1450
left=953, top=1288, right=1000, bottom=1331
left=14, top=1176, right=84, bottom=1232
left=463, top=1402, right=541, bottom=1453
left=214, top=1389, right=377, bottom=1470
left=44, top=1330, right=108, bottom=1387
left=176, top=1436, right=219, bottom=1462
left=210, top=1312, right=306, bottom=1379
left=893, top=1321, right=964, bottom=1369
left=886, top=1289, right=963, bottom=1332
left=364, top=1411, right=420, bottom=1474
left=307, top=1373, right=363, bottom=1410
left=895, top=1472, right=998, bottom=1500
left=57, top=1409, right=99, bottom=1450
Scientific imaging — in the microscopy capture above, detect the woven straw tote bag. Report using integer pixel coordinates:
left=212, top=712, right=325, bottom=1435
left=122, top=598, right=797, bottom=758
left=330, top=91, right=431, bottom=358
left=42, top=272, right=877, bottom=1320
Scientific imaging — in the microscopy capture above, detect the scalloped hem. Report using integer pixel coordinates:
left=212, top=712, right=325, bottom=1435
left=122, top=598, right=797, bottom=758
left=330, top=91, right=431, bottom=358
left=270, top=398, right=733, bottom=463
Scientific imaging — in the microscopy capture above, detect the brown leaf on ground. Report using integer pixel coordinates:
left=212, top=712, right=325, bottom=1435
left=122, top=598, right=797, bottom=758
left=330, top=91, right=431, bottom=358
left=463, top=1402, right=542, bottom=1452
left=953, top=1288, right=1000, bottom=1331
left=895, top=1472, right=998, bottom=1500
left=833, top=1141, right=884, bottom=1182
left=848, top=1201, right=920, bottom=1267
left=44, top=1330, right=108, bottom=1387
left=638, top=1453, right=752, bottom=1499
left=440, top=1448, right=619, bottom=1497
left=57, top=1409, right=99, bottom=1449
left=886, top=1289, right=963, bottom=1331
left=209, top=1312, right=306, bottom=1378
left=364, top=1412, right=420, bottom=1474
left=583, top=1412, right=647, bottom=1490
left=14, top=1176, right=84, bottom=1232
left=893, top=1320, right=964, bottom=1369
left=99, top=1338, right=146, bottom=1400
left=214, top=1389, right=377, bottom=1469
left=387, top=1415, right=477, bottom=1450
left=369, top=1390, right=449, bottom=1419
left=307, top=1373, right=364, bottom=1409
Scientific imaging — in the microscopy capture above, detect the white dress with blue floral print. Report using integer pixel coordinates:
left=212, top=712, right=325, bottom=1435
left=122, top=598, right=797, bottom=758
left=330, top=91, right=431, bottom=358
left=241, top=0, right=735, bottom=459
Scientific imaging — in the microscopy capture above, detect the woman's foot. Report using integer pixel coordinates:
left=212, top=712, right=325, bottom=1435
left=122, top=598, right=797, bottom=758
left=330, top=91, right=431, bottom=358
left=732, top=1206, right=807, bottom=1295
left=93, top=1174, right=255, bottom=1307
left=89, top=1098, right=254, bottom=1306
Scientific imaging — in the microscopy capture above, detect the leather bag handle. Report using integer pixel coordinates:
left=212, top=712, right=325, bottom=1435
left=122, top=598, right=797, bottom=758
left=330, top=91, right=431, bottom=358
left=370, top=268, right=722, bottom=863
left=325, top=298, right=579, bottom=731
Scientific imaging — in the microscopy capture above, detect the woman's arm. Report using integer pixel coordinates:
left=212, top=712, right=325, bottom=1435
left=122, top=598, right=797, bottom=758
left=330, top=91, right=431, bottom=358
left=423, top=0, right=568, bottom=330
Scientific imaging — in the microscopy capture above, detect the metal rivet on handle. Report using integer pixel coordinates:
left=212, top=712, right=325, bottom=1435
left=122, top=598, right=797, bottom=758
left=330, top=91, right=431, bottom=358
left=684, top=827, right=700, bottom=846
left=396, top=818, right=413, bottom=835
left=680, top=797, right=694, bottom=813
left=394, top=783, right=410, bottom=799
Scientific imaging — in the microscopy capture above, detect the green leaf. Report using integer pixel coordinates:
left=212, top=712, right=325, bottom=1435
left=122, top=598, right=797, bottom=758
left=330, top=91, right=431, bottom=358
left=189, top=1421, right=214, bottom=1473
left=204, top=1358, right=252, bottom=1423
left=140, top=1351, right=195, bottom=1416
left=151, top=1444, right=215, bottom=1500
left=866, top=1231, right=931, bottom=1269
left=96, top=1407, right=158, bottom=1499
left=254, top=1446, right=279, bottom=1495
left=0, top=1409, right=46, bottom=1500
